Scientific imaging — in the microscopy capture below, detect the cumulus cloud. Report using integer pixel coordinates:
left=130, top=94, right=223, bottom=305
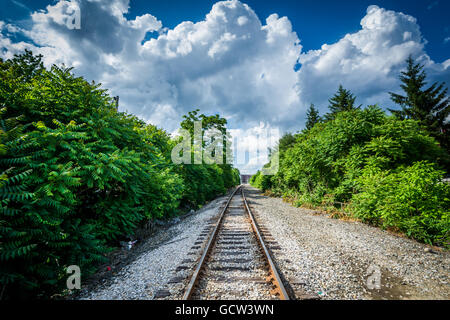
left=131, top=1, right=301, bottom=132
left=229, top=122, right=280, bottom=173
left=296, top=5, right=450, bottom=120
left=0, top=1, right=449, bottom=172
left=1, top=0, right=301, bottom=135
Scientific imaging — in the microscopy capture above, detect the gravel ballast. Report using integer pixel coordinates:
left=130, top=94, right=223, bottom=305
left=244, top=186, right=449, bottom=300
left=191, top=193, right=276, bottom=300
left=77, top=194, right=229, bottom=300
left=77, top=185, right=449, bottom=300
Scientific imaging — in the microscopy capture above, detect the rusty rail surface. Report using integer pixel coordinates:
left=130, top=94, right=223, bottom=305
left=182, top=185, right=290, bottom=300
left=182, top=185, right=241, bottom=300
left=242, top=187, right=289, bottom=300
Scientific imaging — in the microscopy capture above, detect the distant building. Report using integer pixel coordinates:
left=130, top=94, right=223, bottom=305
left=240, top=174, right=252, bottom=184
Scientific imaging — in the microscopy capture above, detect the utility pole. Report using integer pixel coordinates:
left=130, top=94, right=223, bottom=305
left=113, top=96, right=119, bottom=111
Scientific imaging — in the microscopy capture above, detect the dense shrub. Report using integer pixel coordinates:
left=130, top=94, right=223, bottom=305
left=250, top=170, right=272, bottom=192
left=252, top=105, right=449, bottom=247
left=351, top=161, right=449, bottom=246
left=0, top=51, right=240, bottom=299
left=174, top=109, right=240, bottom=208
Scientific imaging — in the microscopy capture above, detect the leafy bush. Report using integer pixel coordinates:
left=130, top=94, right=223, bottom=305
left=249, top=170, right=272, bottom=192
left=175, top=109, right=240, bottom=209
left=351, top=162, right=450, bottom=246
left=0, top=51, right=240, bottom=299
left=254, top=104, right=448, bottom=246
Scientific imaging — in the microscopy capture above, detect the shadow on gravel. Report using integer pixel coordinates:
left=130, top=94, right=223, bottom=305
left=244, top=187, right=267, bottom=201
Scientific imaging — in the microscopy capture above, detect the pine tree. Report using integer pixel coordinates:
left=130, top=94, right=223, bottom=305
left=305, top=104, right=321, bottom=130
left=325, top=85, right=359, bottom=120
left=389, top=55, right=450, bottom=153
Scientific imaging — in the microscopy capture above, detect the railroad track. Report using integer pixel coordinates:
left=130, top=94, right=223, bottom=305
left=181, top=185, right=290, bottom=300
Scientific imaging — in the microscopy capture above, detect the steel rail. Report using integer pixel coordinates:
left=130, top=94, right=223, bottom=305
left=242, top=187, right=290, bottom=300
left=182, top=185, right=290, bottom=300
left=182, top=185, right=241, bottom=300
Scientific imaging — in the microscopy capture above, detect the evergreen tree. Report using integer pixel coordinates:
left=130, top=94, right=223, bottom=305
left=389, top=55, right=450, bottom=153
left=278, top=132, right=297, bottom=152
left=305, top=104, right=321, bottom=130
left=326, top=85, right=359, bottom=120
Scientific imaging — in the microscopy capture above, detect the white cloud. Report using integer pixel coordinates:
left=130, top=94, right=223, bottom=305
left=296, top=5, right=450, bottom=120
left=0, top=1, right=449, bottom=173
left=2, top=0, right=301, bottom=135
left=237, top=15, right=248, bottom=26
left=229, top=122, right=280, bottom=174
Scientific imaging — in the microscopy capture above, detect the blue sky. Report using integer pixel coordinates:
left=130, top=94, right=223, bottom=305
left=0, top=0, right=449, bottom=173
left=3, top=0, right=450, bottom=62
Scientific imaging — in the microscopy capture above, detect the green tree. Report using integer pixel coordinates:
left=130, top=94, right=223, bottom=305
left=325, top=85, right=359, bottom=120
left=389, top=55, right=450, bottom=155
left=0, top=51, right=187, bottom=298
left=175, top=109, right=240, bottom=208
left=254, top=105, right=448, bottom=246
left=180, top=109, right=227, bottom=139
left=0, top=49, right=44, bottom=83
left=180, top=109, right=230, bottom=162
left=278, top=133, right=297, bottom=153
left=305, top=104, right=321, bottom=130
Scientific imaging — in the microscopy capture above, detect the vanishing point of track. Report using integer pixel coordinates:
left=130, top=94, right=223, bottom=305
left=182, top=185, right=290, bottom=300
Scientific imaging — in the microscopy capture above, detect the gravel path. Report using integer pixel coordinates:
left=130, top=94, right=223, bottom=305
left=77, top=194, right=229, bottom=300
left=245, top=186, right=449, bottom=300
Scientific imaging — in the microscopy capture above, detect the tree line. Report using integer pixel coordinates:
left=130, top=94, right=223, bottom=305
left=251, top=56, right=450, bottom=248
left=0, top=51, right=240, bottom=299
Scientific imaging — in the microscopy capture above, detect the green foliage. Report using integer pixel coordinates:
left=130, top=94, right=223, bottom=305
left=277, top=133, right=297, bottom=153
left=325, top=85, right=360, bottom=120
left=389, top=55, right=450, bottom=159
left=176, top=109, right=240, bottom=208
left=305, top=104, right=321, bottom=130
left=249, top=169, right=273, bottom=192
left=255, top=103, right=448, bottom=246
left=351, top=162, right=449, bottom=246
left=181, top=109, right=227, bottom=138
left=252, top=59, right=450, bottom=246
left=0, top=51, right=239, bottom=299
